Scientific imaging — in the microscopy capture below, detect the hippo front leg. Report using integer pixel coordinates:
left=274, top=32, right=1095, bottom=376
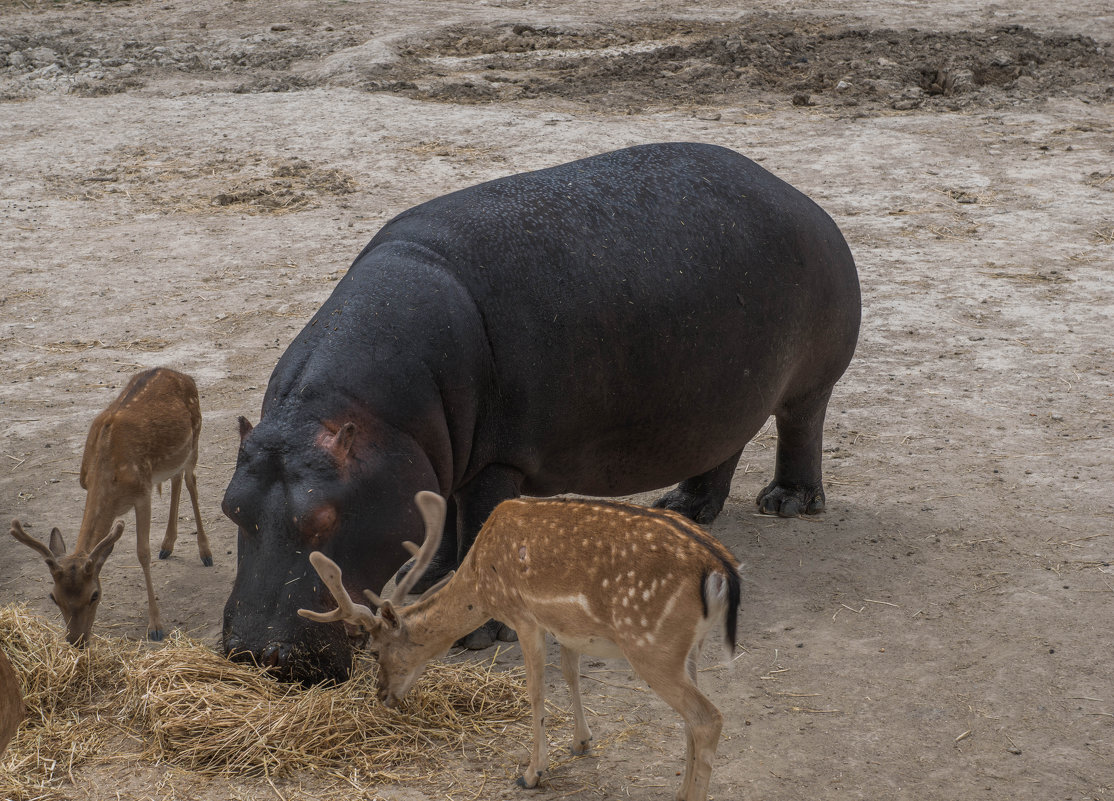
left=756, top=389, right=832, bottom=517
left=455, top=464, right=524, bottom=650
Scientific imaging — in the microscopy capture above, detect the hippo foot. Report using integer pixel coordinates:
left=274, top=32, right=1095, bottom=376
left=756, top=481, right=825, bottom=517
left=148, top=628, right=165, bottom=642
left=652, top=487, right=724, bottom=524
left=456, top=619, right=516, bottom=650
left=395, top=554, right=458, bottom=595
left=158, top=549, right=172, bottom=560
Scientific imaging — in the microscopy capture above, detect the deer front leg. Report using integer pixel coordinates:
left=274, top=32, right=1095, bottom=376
left=134, top=495, right=163, bottom=641
left=184, top=464, right=213, bottom=566
left=158, top=472, right=182, bottom=560
left=516, top=625, right=548, bottom=789
left=560, top=645, right=592, bottom=755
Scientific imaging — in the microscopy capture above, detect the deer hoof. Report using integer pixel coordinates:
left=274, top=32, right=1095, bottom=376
left=515, top=771, right=543, bottom=790
left=571, top=740, right=592, bottom=756
left=201, top=555, right=214, bottom=567
left=148, top=628, right=165, bottom=642
left=158, top=549, right=172, bottom=560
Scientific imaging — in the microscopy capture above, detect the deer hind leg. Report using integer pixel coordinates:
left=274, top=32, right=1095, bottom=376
left=184, top=462, right=212, bottom=566
left=633, top=648, right=722, bottom=801
left=560, top=645, right=592, bottom=755
left=517, top=625, right=549, bottom=789
left=134, top=494, right=164, bottom=641
left=158, top=472, right=183, bottom=560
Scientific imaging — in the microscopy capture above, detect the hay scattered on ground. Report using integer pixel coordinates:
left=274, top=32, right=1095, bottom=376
left=0, top=604, right=536, bottom=799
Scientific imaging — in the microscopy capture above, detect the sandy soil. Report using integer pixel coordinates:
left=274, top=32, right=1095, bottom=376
left=1, top=0, right=1112, bottom=799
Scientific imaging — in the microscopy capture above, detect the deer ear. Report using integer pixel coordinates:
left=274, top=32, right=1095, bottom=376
left=379, top=600, right=402, bottom=631
left=49, top=528, right=68, bottom=558
left=238, top=416, right=254, bottom=442
left=88, top=522, right=125, bottom=571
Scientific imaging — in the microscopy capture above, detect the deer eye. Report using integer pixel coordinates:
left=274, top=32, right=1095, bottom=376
left=49, top=592, right=59, bottom=606
left=90, top=590, right=100, bottom=603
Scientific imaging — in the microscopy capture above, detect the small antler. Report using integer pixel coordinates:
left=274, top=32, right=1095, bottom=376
left=9, top=520, right=57, bottom=563
left=385, top=491, right=447, bottom=603
left=298, top=551, right=378, bottom=630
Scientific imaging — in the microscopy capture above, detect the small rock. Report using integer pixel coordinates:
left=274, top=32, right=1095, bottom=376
left=7, top=51, right=27, bottom=68
left=270, top=23, right=292, bottom=32
left=791, top=93, right=813, bottom=106
left=835, top=79, right=853, bottom=92
left=27, top=46, right=58, bottom=67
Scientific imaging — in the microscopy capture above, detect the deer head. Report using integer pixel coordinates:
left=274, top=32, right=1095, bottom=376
left=299, top=490, right=449, bottom=705
left=10, top=519, right=125, bottom=648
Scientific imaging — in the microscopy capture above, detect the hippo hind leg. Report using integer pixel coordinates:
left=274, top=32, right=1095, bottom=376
left=756, top=389, right=833, bottom=517
left=654, top=448, right=743, bottom=524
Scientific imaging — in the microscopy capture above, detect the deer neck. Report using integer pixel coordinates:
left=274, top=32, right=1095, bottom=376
left=397, top=577, right=490, bottom=653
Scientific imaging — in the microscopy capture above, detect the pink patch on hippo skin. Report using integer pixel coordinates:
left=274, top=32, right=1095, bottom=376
left=301, top=503, right=339, bottom=546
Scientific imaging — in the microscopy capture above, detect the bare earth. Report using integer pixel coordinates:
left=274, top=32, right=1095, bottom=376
left=1, top=0, right=1112, bottom=799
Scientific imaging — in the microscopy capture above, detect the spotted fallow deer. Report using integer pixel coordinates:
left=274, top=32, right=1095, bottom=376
left=9, top=367, right=212, bottom=646
left=300, top=491, right=741, bottom=801
left=0, top=646, right=22, bottom=757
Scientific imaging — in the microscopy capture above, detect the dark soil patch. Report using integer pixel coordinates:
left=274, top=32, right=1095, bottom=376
left=382, top=18, right=1114, bottom=111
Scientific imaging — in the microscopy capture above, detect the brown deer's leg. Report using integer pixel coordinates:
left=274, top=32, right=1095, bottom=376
left=134, top=495, right=163, bottom=641
left=184, top=464, right=212, bottom=566
left=631, top=648, right=722, bottom=801
left=560, top=645, right=592, bottom=755
left=517, top=625, right=549, bottom=789
left=158, top=472, right=183, bottom=560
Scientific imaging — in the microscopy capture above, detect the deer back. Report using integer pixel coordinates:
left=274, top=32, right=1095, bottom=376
left=77, top=368, right=201, bottom=544
left=462, top=498, right=741, bottom=654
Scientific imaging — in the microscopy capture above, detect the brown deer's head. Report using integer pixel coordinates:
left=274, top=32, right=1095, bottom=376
left=9, top=520, right=125, bottom=648
left=298, top=491, right=448, bottom=706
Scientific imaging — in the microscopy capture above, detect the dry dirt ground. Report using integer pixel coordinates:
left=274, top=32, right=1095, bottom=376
left=1, top=0, right=1113, bottom=799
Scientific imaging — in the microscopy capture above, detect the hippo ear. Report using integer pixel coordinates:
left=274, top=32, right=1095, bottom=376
left=238, top=416, right=254, bottom=442
left=323, top=422, right=357, bottom=462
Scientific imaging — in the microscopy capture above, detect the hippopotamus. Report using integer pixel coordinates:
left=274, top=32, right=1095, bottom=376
left=221, top=142, right=860, bottom=684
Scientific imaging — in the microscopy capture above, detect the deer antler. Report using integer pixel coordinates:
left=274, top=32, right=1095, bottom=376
left=301, top=492, right=447, bottom=626
left=298, top=551, right=378, bottom=630
left=9, top=520, right=58, bottom=564
left=384, top=491, right=446, bottom=604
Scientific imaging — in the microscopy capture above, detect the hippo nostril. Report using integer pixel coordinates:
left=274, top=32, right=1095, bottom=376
left=259, top=643, right=293, bottom=669
left=260, top=644, right=280, bottom=667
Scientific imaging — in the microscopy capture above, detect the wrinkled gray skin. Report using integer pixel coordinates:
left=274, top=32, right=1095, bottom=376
left=221, top=142, right=861, bottom=684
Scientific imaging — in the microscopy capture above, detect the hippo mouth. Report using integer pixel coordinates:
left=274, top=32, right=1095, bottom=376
left=223, top=629, right=354, bottom=686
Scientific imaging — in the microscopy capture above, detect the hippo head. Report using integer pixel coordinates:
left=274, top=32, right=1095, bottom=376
left=220, top=413, right=435, bottom=684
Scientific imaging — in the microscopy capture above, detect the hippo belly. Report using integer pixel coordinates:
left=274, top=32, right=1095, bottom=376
left=221, top=142, right=860, bottom=682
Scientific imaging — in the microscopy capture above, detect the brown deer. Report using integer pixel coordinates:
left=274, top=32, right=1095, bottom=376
left=0, top=646, right=22, bottom=757
left=300, top=491, right=741, bottom=801
left=9, top=367, right=212, bottom=646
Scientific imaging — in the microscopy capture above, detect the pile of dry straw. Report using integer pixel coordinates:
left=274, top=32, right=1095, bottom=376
left=0, top=604, right=534, bottom=799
